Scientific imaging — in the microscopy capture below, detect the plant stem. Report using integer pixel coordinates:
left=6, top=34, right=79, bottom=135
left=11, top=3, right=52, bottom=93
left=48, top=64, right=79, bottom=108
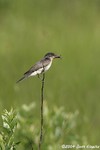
left=38, top=73, right=45, bottom=150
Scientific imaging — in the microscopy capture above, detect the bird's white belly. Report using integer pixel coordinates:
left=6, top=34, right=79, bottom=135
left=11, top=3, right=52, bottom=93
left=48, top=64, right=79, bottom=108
left=30, top=68, right=43, bottom=76
left=30, top=61, right=52, bottom=77
left=37, top=68, right=43, bottom=74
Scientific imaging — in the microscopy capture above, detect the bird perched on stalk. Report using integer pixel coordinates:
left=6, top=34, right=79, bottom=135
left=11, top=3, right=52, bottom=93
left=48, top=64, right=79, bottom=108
left=16, top=52, right=61, bottom=83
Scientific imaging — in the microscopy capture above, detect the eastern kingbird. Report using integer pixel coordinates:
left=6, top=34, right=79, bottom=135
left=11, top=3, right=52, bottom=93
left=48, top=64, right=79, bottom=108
left=16, top=52, right=61, bottom=83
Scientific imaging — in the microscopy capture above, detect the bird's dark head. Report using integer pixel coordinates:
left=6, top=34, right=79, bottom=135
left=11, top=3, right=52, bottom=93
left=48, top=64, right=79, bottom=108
left=44, top=52, right=61, bottom=59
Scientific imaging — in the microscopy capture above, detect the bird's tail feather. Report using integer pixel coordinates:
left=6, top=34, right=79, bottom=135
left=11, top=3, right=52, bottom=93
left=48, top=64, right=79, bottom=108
left=16, top=76, right=26, bottom=83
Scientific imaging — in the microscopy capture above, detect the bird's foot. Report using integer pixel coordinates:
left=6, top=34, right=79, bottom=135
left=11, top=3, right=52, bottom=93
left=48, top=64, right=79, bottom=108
left=37, top=74, right=43, bottom=80
left=37, top=74, right=45, bottom=81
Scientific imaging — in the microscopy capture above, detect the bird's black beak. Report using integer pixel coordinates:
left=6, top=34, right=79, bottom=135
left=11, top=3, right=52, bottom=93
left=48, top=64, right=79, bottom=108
left=54, top=55, right=61, bottom=59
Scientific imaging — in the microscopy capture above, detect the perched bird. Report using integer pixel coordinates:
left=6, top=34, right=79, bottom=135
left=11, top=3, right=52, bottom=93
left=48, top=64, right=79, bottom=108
left=16, top=52, right=61, bottom=83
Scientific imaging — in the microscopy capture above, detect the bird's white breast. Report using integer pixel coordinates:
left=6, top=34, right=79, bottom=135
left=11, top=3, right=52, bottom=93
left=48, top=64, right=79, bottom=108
left=44, top=61, right=52, bottom=71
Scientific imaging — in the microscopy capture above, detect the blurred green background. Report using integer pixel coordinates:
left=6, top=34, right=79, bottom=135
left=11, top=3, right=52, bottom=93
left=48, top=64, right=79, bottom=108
left=0, top=0, right=100, bottom=145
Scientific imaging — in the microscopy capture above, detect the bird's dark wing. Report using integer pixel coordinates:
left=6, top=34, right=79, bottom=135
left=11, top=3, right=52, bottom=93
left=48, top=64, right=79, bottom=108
left=24, top=57, right=51, bottom=76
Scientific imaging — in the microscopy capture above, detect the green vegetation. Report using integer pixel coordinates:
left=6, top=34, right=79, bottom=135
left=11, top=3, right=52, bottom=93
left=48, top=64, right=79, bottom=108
left=0, top=103, right=87, bottom=150
left=0, top=109, right=19, bottom=150
left=0, top=0, right=100, bottom=147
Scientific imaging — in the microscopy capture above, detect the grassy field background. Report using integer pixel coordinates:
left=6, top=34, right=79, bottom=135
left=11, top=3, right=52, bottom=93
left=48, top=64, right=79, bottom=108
left=0, top=0, right=100, bottom=145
